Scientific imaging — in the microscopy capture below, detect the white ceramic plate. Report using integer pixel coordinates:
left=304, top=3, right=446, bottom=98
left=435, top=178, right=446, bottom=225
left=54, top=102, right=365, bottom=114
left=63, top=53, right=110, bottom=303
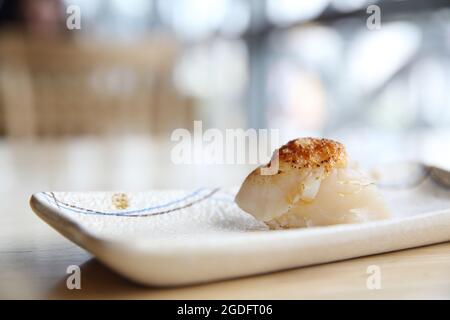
left=30, top=162, right=450, bottom=286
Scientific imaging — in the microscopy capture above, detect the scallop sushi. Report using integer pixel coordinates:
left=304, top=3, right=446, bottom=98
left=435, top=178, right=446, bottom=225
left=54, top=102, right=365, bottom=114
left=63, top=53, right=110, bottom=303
left=235, top=137, right=390, bottom=229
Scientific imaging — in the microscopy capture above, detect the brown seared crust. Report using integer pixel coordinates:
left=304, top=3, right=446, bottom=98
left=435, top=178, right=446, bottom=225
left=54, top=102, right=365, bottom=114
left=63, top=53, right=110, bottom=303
left=273, top=137, right=347, bottom=173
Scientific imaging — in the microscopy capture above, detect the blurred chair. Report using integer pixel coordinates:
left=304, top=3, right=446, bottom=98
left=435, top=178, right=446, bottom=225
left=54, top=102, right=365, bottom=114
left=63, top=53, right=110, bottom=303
left=0, top=32, right=194, bottom=137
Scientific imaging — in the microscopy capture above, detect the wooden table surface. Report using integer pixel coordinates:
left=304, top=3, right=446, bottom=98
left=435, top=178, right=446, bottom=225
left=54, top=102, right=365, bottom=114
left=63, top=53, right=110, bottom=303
left=0, top=137, right=449, bottom=299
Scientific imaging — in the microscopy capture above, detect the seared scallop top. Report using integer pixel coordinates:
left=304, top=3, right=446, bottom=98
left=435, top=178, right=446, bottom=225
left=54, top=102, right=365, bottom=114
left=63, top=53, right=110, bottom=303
left=273, top=137, right=347, bottom=173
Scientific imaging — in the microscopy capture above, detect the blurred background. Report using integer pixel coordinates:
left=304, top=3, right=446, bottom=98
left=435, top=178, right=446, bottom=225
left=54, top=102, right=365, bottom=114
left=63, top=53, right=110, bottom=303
left=0, top=0, right=450, bottom=193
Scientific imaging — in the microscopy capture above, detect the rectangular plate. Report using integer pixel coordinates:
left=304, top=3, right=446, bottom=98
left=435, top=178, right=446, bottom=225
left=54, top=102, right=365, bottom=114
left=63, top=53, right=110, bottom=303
left=30, top=162, right=450, bottom=286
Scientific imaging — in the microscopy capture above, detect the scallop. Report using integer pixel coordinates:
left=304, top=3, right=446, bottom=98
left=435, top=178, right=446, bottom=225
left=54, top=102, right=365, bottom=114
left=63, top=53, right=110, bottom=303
left=235, top=137, right=390, bottom=229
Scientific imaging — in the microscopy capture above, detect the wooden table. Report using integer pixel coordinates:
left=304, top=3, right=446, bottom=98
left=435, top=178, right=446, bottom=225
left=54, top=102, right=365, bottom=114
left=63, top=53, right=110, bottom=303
left=0, top=137, right=449, bottom=299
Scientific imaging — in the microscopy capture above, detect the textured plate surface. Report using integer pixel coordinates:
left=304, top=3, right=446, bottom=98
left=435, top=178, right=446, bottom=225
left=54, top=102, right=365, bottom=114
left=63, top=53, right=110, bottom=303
left=30, top=162, right=450, bottom=286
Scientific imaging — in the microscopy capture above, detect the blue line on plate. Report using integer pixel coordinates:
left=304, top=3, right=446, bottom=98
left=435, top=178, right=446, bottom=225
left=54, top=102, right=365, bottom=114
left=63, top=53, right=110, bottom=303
left=41, top=188, right=209, bottom=216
